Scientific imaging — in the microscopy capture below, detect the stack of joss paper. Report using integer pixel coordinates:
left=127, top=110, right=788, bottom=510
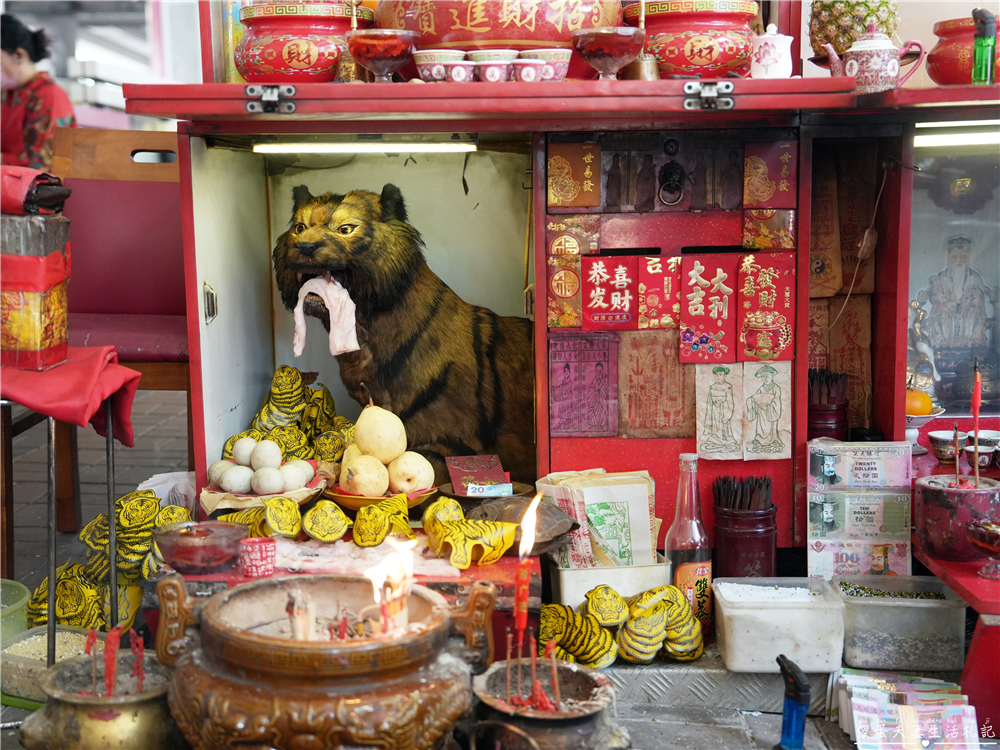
left=537, top=469, right=658, bottom=569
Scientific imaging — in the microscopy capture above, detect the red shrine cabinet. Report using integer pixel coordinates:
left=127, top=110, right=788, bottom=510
left=123, top=54, right=998, bottom=554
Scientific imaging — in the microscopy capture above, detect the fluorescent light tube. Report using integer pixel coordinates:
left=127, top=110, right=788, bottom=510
left=915, top=119, right=1000, bottom=129
left=913, top=131, right=1000, bottom=148
left=253, top=142, right=477, bottom=154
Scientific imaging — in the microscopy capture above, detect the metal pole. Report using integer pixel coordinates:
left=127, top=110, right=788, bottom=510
left=46, top=416, right=56, bottom=667
left=106, top=398, right=118, bottom=630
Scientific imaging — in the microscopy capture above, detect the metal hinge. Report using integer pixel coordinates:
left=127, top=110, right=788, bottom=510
left=245, top=85, right=297, bottom=114
left=682, top=81, right=735, bottom=111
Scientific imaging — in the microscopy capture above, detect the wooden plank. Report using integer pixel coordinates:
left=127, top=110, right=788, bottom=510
left=121, top=361, right=189, bottom=392
left=51, top=128, right=179, bottom=183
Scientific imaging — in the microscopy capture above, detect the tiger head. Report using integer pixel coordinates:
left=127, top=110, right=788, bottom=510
left=273, top=183, right=425, bottom=322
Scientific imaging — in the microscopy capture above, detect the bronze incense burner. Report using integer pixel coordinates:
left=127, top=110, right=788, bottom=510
left=156, top=574, right=495, bottom=750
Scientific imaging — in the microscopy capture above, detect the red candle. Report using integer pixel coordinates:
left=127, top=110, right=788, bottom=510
left=104, top=626, right=121, bottom=697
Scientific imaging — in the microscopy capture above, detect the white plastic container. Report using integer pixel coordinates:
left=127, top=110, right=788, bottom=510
left=549, top=555, right=671, bottom=608
left=1, top=625, right=106, bottom=702
left=713, top=577, right=844, bottom=673
left=831, top=575, right=967, bottom=671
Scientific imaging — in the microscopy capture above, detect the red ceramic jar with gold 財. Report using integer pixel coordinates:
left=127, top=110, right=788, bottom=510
left=926, top=17, right=1000, bottom=86
left=624, top=0, right=758, bottom=79
left=234, top=2, right=374, bottom=83
left=374, top=0, right=623, bottom=80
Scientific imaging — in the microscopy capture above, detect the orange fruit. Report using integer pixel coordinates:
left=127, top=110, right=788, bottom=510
left=905, top=387, right=933, bottom=416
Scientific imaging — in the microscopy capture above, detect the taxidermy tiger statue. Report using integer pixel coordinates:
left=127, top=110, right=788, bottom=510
left=272, top=183, right=535, bottom=486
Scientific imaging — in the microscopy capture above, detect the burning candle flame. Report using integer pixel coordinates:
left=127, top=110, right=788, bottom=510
left=518, top=493, right=542, bottom=560
left=364, top=538, right=416, bottom=604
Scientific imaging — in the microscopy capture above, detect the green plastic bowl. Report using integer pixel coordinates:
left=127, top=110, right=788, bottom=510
left=1, top=579, right=31, bottom=641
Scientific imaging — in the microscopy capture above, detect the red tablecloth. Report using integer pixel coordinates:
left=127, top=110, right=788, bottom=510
left=0, top=345, right=140, bottom=446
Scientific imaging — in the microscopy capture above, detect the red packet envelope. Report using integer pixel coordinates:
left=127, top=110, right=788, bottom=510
left=546, top=214, right=601, bottom=255
left=743, top=141, right=798, bottom=209
left=547, top=143, right=601, bottom=208
left=742, top=209, right=796, bottom=250
left=446, top=455, right=509, bottom=496
left=547, top=255, right=582, bottom=328
left=679, top=254, right=738, bottom=363
left=637, top=255, right=681, bottom=330
left=737, top=252, right=796, bottom=361
left=582, top=256, right=639, bottom=331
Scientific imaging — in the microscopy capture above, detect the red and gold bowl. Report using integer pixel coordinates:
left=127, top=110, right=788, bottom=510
left=235, top=1, right=374, bottom=83
left=927, top=17, right=1000, bottom=86
left=624, top=0, right=758, bottom=79
left=374, top=0, right=623, bottom=79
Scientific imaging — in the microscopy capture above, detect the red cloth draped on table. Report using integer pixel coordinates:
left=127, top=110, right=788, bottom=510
left=0, top=345, right=141, bottom=446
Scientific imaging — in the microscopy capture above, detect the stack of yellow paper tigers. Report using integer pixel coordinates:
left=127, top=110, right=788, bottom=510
left=221, top=365, right=355, bottom=463
left=538, top=583, right=704, bottom=669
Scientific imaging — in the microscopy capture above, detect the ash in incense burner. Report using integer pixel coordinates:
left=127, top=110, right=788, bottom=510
left=157, top=568, right=495, bottom=750
left=472, top=660, right=631, bottom=750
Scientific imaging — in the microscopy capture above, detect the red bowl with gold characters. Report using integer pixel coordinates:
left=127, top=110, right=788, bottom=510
left=234, top=1, right=374, bottom=83
left=624, top=0, right=758, bottom=79
left=374, top=0, right=623, bottom=80
left=927, top=17, right=1000, bottom=86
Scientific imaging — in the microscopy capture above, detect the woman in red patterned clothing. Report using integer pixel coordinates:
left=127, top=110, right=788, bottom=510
left=2, top=14, right=76, bottom=171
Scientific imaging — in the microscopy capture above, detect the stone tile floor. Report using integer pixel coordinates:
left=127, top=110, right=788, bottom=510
left=0, top=390, right=857, bottom=749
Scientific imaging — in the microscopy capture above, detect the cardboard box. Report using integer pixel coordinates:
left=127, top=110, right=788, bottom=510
left=0, top=215, right=70, bottom=371
left=548, top=554, right=671, bottom=607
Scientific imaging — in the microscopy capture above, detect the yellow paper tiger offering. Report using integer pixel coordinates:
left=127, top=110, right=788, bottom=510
left=353, top=493, right=413, bottom=547
left=539, top=603, right=618, bottom=670
left=252, top=365, right=307, bottom=433
left=302, top=500, right=352, bottom=542
left=422, top=496, right=465, bottom=554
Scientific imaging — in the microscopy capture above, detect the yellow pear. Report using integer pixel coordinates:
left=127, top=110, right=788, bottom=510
left=354, top=400, right=407, bottom=465
left=387, top=451, right=435, bottom=494
left=342, top=455, right=389, bottom=497
left=339, top=443, right=363, bottom=485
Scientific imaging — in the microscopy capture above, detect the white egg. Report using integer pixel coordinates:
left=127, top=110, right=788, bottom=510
left=285, top=459, right=315, bottom=484
left=251, top=467, right=285, bottom=495
left=279, top=464, right=307, bottom=493
left=220, top=465, right=254, bottom=494
left=250, top=440, right=283, bottom=471
left=232, top=437, right=258, bottom=467
left=208, top=460, right=235, bottom=487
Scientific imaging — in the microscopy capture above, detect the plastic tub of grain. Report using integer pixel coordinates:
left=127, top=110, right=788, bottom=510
left=1, top=625, right=106, bottom=702
left=713, top=577, right=844, bottom=673
left=1, top=579, right=30, bottom=640
left=831, top=575, right=967, bottom=671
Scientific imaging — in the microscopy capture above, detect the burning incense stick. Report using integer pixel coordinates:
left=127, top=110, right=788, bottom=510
left=954, top=422, right=961, bottom=488
left=973, top=357, right=982, bottom=488
left=85, top=629, right=98, bottom=695
left=546, top=639, right=562, bottom=708
left=529, top=627, right=538, bottom=705
left=505, top=627, right=512, bottom=704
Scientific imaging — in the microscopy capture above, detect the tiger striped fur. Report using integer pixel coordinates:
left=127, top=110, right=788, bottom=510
left=272, top=184, right=535, bottom=486
left=538, top=603, right=618, bottom=670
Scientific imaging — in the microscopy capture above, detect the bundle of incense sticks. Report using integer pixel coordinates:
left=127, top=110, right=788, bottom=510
left=808, top=368, right=848, bottom=405
left=712, top=475, right=773, bottom=511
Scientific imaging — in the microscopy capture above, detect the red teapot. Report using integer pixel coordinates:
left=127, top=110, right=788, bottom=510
left=824, top=24, right=925, bottom=94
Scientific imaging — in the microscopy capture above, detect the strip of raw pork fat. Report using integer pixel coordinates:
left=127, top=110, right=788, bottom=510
left=293, top=276, right=360, bottom=357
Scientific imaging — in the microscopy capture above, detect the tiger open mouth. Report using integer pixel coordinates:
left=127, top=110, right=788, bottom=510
left=295, top=269, right=349, bottom=308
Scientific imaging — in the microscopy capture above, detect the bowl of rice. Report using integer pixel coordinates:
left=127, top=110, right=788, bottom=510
left=1, top=624, right=106, bottom=702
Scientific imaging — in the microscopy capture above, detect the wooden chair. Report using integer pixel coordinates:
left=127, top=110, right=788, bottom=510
left=50, top=128, right=191, bottom=532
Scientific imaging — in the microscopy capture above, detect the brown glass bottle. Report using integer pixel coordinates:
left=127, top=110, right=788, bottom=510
left=665, top=453, right=712, bottom=635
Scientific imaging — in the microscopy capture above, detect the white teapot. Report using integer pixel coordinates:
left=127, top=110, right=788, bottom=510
left=751, top=23, right=793, bottom=79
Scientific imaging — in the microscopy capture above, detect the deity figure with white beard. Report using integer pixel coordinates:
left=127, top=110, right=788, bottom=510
left=923, top=235, right=998, bottom=350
